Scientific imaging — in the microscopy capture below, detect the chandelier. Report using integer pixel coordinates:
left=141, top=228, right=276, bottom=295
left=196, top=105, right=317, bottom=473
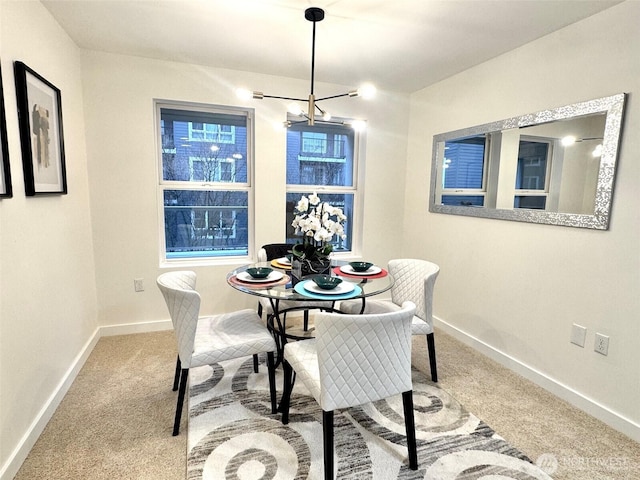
left=236, top=7, right=375, bottom=127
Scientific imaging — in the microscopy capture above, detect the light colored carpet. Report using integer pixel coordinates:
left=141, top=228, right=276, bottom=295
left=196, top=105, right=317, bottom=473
left=13, top=332, right=186, bottom=480
left=13, top=328, right=640, bottom=479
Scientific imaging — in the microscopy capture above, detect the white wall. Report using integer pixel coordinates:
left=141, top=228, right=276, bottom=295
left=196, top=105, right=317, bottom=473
left=0, top=4, right=409, bottom=475
left=80, top=51, right=410, bottom=328
left=2, top=1, right=637, bottom=477
left=0, top=1, right=98, bottom=477
left=405, top=0, right=639, bottom=439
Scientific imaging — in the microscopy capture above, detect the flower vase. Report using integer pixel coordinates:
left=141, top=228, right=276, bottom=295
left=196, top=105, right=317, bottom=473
left=291, top=257, right=331, bottom=284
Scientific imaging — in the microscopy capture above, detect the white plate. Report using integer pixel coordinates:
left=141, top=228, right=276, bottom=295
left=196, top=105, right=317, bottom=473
left=339, top=265, right=382, bottom=276
left=236, top=270, right=285, bottom=283
left=275, top=256, right=292, bottom=265
left=303, top=280, right=356, bottom=295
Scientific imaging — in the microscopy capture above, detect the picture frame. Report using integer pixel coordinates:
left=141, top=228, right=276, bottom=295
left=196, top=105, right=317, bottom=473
left=14, top=61, right=67, bottom=195
left=0, top=63, right=12, bottom=198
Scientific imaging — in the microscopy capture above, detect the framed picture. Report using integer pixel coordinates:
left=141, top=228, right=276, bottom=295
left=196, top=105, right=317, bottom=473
left=0, top=63, right=12, bottom=198
left=14, top=61, right=67, bottom=195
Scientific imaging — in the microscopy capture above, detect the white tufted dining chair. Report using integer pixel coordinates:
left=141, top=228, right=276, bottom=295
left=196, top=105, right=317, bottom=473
left=340, top=258, right=440, bottom=382
left=279, top=302, right=418, bottom=479
left=157, top=270, right=277, bottom=436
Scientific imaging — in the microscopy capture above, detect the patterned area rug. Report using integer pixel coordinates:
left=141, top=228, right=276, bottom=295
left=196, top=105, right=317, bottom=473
left=187, top=355, right=552, bottom=479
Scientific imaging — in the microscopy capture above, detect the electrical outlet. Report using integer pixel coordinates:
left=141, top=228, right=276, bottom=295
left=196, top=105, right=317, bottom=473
left=134, top=278, right=144, bottom=292
left=594, top=333, right=609, bottom=356
left=570, top=323, right=587, bottom=347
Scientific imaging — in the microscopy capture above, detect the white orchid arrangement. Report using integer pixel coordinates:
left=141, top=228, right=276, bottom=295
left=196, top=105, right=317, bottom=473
left=291, top=192, right=347, bottom=261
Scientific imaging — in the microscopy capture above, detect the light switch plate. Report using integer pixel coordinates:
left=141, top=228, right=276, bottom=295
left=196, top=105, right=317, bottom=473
left=570, top=323, right=587, bottom=347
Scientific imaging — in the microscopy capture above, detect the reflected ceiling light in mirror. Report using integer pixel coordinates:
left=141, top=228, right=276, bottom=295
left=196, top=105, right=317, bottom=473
left=235, top=7, right=375, bottom=129
left=592, top=144, right=603, bottom=157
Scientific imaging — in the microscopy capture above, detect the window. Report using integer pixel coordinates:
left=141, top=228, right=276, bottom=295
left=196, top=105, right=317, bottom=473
left=514, top=138, right=552, bottom=210
left=157, top=103, right=252, bottom=262
left=440, top=135, right=488, bottom=206
left=301, top=132, right=327, bottom=155
left=285, top=118, right=361, bottom=254
left=188, top=122, right=235, bottom=143
left=189, top=156, right=235, bottom=182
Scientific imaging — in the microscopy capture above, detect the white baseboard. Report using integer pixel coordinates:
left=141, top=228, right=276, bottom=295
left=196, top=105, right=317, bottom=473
left=434, top=317, right=640, bottom=443
left=0, top=329, right=101, bottom=480
left=99, top=319, right=173, bottom=337
left=0, top=319, right=173, bottom=480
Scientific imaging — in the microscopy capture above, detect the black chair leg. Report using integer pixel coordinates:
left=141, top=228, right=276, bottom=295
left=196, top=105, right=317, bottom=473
left=426, top=333, right=438, bottom=382
left=280, top=360, right=294, bottom=423
left=172, top=355, right=181, bottom=391
left=323, top=410, right=334, bottom=480
left=253, top=302, right=263, bottom=373
left=303, top=310, right=309, bottom=331
left=173, top=368, right=189, bottom=436
left=267, top=352, right=277, bottom=414
left=402, top=391, right=418, bottom=470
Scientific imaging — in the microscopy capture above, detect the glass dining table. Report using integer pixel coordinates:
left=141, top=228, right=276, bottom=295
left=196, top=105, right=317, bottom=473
left=226, top=259, right=394, bottom=361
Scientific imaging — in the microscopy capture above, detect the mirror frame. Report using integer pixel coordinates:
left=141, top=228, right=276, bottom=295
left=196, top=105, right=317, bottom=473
left=429, top=93, right=626, bottom=229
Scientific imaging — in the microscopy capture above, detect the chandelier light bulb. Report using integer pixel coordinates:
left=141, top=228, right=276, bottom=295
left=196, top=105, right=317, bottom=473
left=350, top=120, right=367, bottom=132
left=274, top=120, right=290, bottom=131
left=322, top=112, right=332, bottom=121
left=235, top=88, right=252, bottom=101
left=561, top=135, right=576, bottom=146
left=287, top=102, right=303, bottom=116
left=358, top=83, right=377, bottom=100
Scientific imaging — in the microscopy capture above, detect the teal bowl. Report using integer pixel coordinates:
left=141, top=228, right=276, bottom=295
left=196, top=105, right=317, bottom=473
left=312, top=275, right=343, bottom=290
left=246, top=267, right=273, bottom=279
left=349, top=261, right=373, bottom=272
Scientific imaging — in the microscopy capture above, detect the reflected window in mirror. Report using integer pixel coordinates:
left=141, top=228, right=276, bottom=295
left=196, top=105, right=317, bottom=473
left=514, top=138, right=552, bottom=209
left=439, top=135, right=488, bottom=206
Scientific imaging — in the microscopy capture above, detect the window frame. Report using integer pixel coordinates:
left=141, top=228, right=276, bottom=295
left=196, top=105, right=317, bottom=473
left=436, top=134, right=490, bottom=207
left=285, top=116, right=365, bottom=259
left=513, top=135, right=554, bottom=210
left=155, top=100, right=254, bottom=267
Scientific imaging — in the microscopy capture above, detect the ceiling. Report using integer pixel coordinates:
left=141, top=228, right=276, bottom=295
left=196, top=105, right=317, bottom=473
left=41, top=0, right=622, bottom=93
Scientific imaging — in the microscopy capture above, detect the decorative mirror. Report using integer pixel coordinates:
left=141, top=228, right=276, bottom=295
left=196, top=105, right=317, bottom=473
left=429, top=94, right=626, bottom=229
